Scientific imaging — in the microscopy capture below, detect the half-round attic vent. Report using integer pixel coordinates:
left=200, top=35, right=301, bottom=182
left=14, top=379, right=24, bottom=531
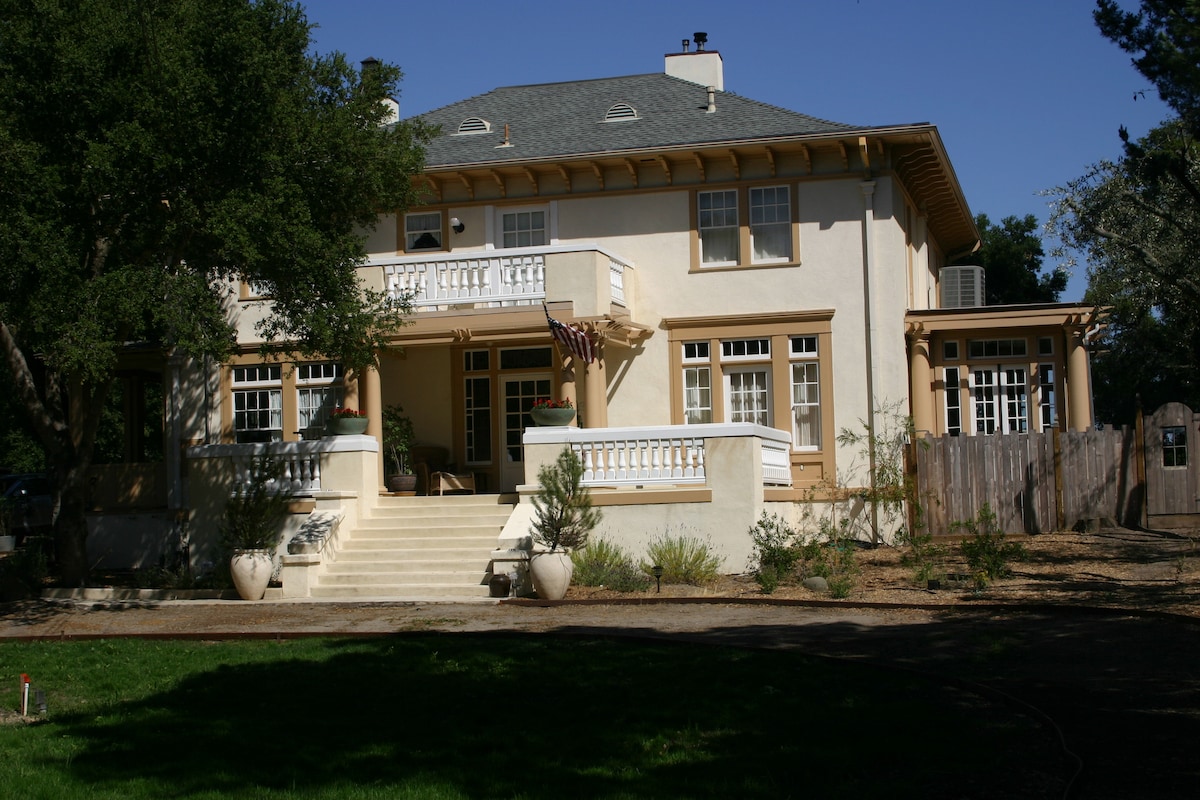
left=456, top=117, right=491, bottom=134
left=603, top=102, right=639, bottom=122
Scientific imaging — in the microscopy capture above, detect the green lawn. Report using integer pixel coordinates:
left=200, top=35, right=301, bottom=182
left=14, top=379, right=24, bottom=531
left=0, top=634, right=1066, bottom=798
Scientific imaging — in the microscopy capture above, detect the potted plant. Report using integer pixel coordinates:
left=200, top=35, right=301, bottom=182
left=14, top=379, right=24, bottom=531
left=528, top=447, right=601, bottom=599
left=530, top=396, right=575, bottom=427
left=220, top=458, right=292, bottom=600
left=327, top=406, right=369, bottom=435
left=381, top=404, right=417, bottom=493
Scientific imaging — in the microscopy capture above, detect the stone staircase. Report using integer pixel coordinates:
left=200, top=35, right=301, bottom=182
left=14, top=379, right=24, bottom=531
left=308, top=494, right=518, bottom=600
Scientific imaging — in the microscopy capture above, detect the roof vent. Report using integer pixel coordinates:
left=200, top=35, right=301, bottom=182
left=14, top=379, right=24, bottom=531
left=693, top=32, right=708, bottom=51
left=940, top=265, right=986, bottom=308
left=456, top=117, right=492, bottom=135
left=604, top=102, right=639, bottom=122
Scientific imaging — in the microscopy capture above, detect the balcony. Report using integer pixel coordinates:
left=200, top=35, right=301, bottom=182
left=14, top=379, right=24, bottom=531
left=366, top=244, right=635, bottom=317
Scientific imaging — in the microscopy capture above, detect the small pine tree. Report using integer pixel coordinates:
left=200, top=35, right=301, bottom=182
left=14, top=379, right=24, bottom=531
left=531, top=448, right=601, bottom=553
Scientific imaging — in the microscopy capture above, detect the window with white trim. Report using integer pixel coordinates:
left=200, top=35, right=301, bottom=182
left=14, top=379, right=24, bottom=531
left=789, top=336, right=820, bottom=449
left=1038, top=364, right=1057, bottom=429
left=726, top=368, right=771, bottom=425
left=968, top=338, right=1028, bottom=359
left=970, top=366, right=1028, bottom=435
left=698, top=189, right=738, bottom=265
left=500, top=208, right=546, bottom=248
left=295, top=362, right=344, bottom=439
left=750, top=186, right=791, bottom=263
left=682, top=342, right=712, bottom=424
left=405, top=212, right=443, bottom=251
left=721, top=338, right=770, bottom=360
left=945, top=366, right=962, bottom=436
left=232, top=365, right=282, bottom=443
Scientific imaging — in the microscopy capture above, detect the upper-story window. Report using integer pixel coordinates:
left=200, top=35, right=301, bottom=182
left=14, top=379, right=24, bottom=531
left=501, top=208, right=546, bottom=248
left=405, top=212, right=443, bottom=251
left=750, top=186, right=791, bottom=263
left=698, top=190, right=739, bottom=265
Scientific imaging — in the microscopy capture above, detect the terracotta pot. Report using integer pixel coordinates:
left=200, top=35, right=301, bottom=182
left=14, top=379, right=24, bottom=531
left=328, top=417, right=369, bottom=435
left=229, top=550, right=274, bottom=600
left=530, top=407, right=575, bottom=427
left=529, top=551, right=574, bottom=600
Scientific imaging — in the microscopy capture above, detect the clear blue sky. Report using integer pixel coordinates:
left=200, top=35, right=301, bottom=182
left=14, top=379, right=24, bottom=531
left=300, top=0, right=1170, bottom=302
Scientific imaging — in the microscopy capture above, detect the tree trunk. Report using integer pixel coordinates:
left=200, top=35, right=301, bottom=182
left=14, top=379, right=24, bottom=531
left=54, top=463, right=91, bottom=586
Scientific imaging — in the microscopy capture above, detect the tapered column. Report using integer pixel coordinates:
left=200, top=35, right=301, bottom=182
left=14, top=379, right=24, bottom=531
left=361, top=364, right=384, bottom=489
left=907, top=327, right=934, bottom=436
left=1067, top=327, right=1092, bottom=432
left=583, top=345, right=607, bottom=428
left=559, top=353, right=578, bottom=426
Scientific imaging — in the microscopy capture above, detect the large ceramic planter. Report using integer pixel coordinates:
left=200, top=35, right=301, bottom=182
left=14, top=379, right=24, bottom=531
left=328, top=417, right=369, bottom=435
left=529, top=551, right=574, bottom=600
left=387, top=474, right=417, bottom=494
left=530, top=407, right=575, bottom=427
left=230, top=549, right=274, bottom=600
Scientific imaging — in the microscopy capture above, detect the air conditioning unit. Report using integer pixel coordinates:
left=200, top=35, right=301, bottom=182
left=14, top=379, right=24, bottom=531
left=940, top=265, right=985, bottom=308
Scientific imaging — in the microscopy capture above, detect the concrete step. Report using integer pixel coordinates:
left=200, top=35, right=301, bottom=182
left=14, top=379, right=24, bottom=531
left=353, top=518, right=507, bottom=533
left=308, top=583, right=494, bottom=600
left=326, top=559, right=490, bottom=574
left=338, top=537, right=496, bottom=552
left=317, top=570, right=487, bottom=586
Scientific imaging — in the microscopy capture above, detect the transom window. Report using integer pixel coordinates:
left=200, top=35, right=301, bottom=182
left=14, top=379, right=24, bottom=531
left=721, top=339, right=770, bottom=360
left=698, top=190, right=739, bottom=265
left=683, top=341, right=710, bottom=362
left=750, top=186, right=791, bottom=263
left=405, top=212, right=443, bottom=251
left=968, top=338, right=1028, bottom=359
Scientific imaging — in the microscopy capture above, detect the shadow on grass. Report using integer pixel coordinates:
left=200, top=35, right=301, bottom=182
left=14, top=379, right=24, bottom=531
left=15, top=633, right=1067, bottom=799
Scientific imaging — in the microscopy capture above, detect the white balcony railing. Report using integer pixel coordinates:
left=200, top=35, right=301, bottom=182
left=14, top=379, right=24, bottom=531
left=524, top=423, right=793, bottom=488
left=368, top=244, right=631, bottom=311
left=186, top=439, right=356, bottom=495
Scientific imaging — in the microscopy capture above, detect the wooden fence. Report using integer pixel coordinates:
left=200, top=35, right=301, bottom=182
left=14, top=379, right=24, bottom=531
left=913, top=427, right=1143, bottom=535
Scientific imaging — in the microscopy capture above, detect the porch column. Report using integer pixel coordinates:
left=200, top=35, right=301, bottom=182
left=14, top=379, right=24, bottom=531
left=361, top=364, right=385, bottom=488
left=583, top=342, right=608, bottom=428
left=1066, top=326, right=1092, bottom=432
left=559, top=352, right=578, bottom=426
left=907, top=327, right=934, bottom=437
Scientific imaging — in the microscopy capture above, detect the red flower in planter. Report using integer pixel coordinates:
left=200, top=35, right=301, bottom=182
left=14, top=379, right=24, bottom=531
left=329, top=407, right=367, bottom=419
left=532, top=398, right=573, bottom=410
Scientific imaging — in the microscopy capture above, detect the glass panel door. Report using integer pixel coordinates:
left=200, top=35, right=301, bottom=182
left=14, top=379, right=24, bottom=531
left=500, top=374, right=552, bottom=491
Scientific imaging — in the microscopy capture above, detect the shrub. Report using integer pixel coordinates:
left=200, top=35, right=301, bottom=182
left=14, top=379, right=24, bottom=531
left=748, top=513, right=802, bottom=592
left=642, top=531, right=723, bottom=586
left=531, top=448, right=601, bottom=553
left=220, top=458, right=292, bottom=553
left=572, top=539, right=651, bottom=592
left=954, top=503, right=1026, bottom=589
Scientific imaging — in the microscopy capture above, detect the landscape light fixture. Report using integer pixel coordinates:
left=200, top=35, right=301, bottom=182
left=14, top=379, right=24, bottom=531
left=652, top=564, right=663, bottom=593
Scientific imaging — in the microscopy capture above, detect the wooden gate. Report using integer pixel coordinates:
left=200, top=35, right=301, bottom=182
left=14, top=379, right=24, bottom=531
left=1143, top=402, right=1200, bottom=527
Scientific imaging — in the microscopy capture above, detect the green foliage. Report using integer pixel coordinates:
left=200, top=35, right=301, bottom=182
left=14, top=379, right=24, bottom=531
left=953, top=504, right=1026, bottom=590
left=835, top=400, right=920, bottom=546
left=571, top=539, right=651, bottom=592
left=951, top=213, right=1066, bottom=304
left=747, top=512, right=803, bottom=592
left=531, top=448, right=601, bottom=553
left=381, top=404, right=415, bottom=475
left=0, top=542, right=49, bottom=600
left=641, top=530, right=723, bottom=586
left=219, top=459, right=292, bottom=553
left=0, top=0, right=429, bottom=582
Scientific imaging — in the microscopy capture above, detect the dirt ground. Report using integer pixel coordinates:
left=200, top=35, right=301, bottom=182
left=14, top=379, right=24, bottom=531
left=567, top=527, right=1200, bottom=615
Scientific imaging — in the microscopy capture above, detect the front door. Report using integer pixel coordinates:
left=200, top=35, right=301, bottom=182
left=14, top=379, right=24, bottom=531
left=500, top=373, right=553, bottom=491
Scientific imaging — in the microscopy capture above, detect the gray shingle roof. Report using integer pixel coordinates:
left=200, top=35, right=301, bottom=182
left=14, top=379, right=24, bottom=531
left=414, top=73, right=868, bottom=168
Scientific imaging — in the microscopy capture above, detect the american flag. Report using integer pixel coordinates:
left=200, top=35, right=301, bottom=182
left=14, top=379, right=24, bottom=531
left=544, top=304, right=597, bottom=364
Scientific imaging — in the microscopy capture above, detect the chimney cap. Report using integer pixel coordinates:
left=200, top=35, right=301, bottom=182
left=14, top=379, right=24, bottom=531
left=693, top=32, right=708, bottom=50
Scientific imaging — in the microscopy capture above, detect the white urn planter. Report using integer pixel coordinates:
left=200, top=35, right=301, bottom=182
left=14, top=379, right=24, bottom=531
left=230, top=550, right=274, bottom=600
left=529, top=551, right=574, bottom=600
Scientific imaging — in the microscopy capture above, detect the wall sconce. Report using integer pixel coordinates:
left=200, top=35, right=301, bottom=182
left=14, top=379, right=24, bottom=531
left=450, top=217, right=465, bottom=234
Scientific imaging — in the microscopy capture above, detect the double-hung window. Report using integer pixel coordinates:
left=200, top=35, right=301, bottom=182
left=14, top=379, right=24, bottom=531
left=789, top=336, right=820, bottom=449
left=232, top=365, right=282, bottom=443
left=296, top=363, right=344, bottom=439
left=750, top=186, right=791, bottom=263
left=405, top=212, right=443, bottom=251
left=698, top=190, right=739, bottom=265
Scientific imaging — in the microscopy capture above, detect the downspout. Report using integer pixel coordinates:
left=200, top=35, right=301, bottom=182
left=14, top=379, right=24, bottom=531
left=860, top=181, right=879, bottom=544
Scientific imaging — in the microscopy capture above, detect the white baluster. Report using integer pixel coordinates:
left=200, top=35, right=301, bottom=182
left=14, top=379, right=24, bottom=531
left=650, top=441, right=663, bottom=478
left=310, top=454, right=321, bottom=490
left=639, top=441, right=651, bottom=480
left=582, top=445, right=595, bottom=482
left=616, top=441, right=629, bottom=480
left=605, top=443, right=617, bottom=481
